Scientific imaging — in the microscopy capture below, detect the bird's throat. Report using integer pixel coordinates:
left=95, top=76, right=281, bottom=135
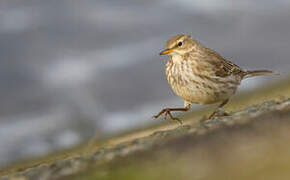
left=171, top=54, right=184, bottom=64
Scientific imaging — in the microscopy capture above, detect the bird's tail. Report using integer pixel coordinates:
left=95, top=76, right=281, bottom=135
left=243, top=70, right=278, bottom=79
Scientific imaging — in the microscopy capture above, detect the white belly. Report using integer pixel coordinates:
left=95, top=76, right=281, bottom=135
left=170, top=78, right=238, bottom=104
left=166, top=60, right=241, bottom=105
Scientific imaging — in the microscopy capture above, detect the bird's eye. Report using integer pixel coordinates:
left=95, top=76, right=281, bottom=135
left=178, top=42, right=183, bottom=46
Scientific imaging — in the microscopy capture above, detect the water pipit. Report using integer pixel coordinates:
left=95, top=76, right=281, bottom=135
left=154, top=34, right=276, bottom=124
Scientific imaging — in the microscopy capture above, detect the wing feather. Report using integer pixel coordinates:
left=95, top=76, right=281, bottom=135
left=203, top=48, right=245, bottom=78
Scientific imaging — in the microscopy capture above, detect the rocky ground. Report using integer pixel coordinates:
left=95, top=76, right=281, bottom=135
left=1, top=78, right=290, bottom=180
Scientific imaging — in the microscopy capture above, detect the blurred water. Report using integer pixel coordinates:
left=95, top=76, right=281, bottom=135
left=0, top=0, right=290, bottom=165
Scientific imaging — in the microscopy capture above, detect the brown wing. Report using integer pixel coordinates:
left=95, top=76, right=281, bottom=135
left=204, top=48, right=245, bottom=78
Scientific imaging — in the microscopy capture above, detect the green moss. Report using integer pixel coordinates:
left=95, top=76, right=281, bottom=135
left=70, top=106, right=290, bottom=180
left=2, top=76, right=290, bottom=179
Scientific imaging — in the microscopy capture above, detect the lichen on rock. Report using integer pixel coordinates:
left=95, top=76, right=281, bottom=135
left=2, top=98, right=290, bottom=180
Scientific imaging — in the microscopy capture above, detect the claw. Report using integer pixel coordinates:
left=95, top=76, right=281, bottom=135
left=173, top=117, right=183, bottom=125
left=163, top=111, right=168, bottom=121
left=207, top=108, right=229, bottom=119
left=154, top=108, right=183, bottom=125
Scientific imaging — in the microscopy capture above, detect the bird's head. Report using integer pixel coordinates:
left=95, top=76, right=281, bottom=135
left=160, top=34, right=197, bottom=56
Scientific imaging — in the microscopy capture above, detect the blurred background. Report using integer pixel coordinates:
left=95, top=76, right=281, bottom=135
left=0, top=0, right=289, bottom=166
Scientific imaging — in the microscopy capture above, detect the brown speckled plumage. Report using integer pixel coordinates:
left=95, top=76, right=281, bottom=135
left=154, top=34, right=276, bottom=124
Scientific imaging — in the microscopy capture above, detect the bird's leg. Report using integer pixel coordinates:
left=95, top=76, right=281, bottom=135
left=207, top=99, right=229, bottom=119
left=154, top=104, right=191, bottom=124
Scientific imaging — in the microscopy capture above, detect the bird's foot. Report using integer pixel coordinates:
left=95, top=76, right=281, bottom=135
left=216, top=108, right=229, bottom=117
left=207, top=108, right=229, bottom=120
left=153, top=108, right=183, bottom=125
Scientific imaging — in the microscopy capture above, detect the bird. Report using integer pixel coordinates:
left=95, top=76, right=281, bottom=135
left=154, top=34, right=276, bottom=124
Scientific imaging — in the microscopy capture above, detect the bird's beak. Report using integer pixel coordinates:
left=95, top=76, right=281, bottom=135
left=160, top=48, right=173, bottom=55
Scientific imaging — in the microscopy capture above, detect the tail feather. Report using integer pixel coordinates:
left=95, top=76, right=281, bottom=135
left=244, top=70, right=278, bottom=79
